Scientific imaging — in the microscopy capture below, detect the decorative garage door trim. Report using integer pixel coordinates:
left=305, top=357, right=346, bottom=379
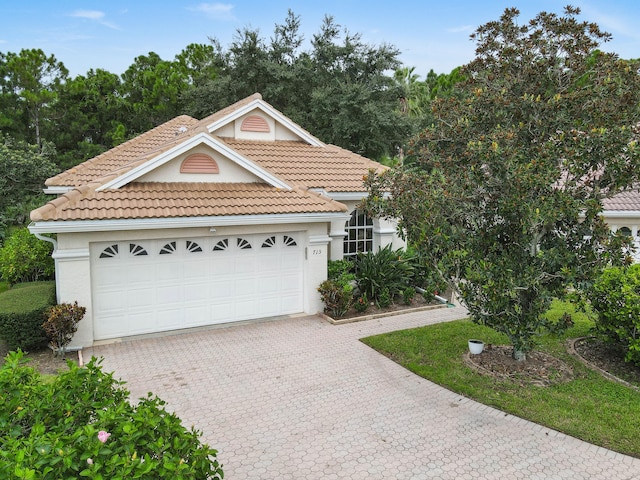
left=91, top=233, right=303, bottom=340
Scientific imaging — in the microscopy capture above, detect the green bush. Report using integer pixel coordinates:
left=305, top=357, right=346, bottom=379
left=354, top=293, right=369, bottom=313
left=354, top=244, right=413, bottom=304
left=0, top=282, right=56, bottom=350
left=327, top=259, right=354, bottom=281
left=0, top=228, right=54, bottom=285
left=589, top=265, right=640, bottom=365
left=402, top=287, right=416, bottom=305
left=0, top=351, right=224, bottom=479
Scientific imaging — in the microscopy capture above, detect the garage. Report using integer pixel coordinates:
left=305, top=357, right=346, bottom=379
left=91, top=232, right=303, bottom=340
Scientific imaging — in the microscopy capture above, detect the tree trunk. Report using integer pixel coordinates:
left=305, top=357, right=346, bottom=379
left=512, top=348, right=527, bottom=362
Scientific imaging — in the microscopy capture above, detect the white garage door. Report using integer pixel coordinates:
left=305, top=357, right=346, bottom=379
left=91, top=233, right=303, bottom=340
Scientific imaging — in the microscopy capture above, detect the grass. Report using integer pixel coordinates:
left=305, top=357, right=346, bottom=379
left=361, top=300, right=640, bottom=458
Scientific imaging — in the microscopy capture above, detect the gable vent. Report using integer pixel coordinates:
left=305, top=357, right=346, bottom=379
left=240, top=115, right=270, bottom=133
left=180, top=153, right=219, bottom=174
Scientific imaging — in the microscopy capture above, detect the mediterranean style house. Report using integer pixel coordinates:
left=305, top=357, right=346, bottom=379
left=29, top=93, right=404, bottom=347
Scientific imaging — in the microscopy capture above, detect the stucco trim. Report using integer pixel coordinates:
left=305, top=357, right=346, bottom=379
left=29, top=212, right=351, bottom=235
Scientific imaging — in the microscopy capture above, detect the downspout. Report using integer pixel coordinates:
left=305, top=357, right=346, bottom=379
left=32, top=229, right=60, bottom=304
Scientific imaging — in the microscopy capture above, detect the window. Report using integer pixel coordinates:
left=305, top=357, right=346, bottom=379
left=343, top=209, right=373, bottom=258
left=619, top=227, right=632, bottom=237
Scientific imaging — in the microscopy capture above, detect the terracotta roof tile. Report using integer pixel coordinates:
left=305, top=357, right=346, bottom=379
left=603, top=189, right=640, bottom=211
left=220, top=139, right=387, bottom=192
left=46, top=115, right=200, bottom=187
left=31, top=183, right=346, bottom=222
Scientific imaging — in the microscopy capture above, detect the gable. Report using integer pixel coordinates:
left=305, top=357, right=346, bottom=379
left=137, top=145, right=263, bottom=184
left=206, top=97, right=323, bottom=146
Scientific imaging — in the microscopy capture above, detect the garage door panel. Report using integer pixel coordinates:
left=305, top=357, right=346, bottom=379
left=92, top=233, right=304, bottom=340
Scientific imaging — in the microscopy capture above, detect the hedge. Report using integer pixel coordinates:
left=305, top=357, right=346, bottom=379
left=0, top=281, right=56, bottom=351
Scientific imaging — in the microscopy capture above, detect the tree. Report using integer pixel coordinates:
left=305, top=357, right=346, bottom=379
left=0, top=134, right=58, bottom=230
left=53, top=69, right=126, bottom=168
left=363, top=7, right=640, bottom=360
left=120, top=52, right=190, bottom=132
left=0, top=49, right=68, bottom=149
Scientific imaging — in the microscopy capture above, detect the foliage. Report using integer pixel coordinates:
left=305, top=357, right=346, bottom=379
left=0, top=351, right=224, bottom=479
left=317, top=278, right=353, bottom=318
left=376, top=287, right=392, bottom=309
left=0, top=282, right=55, bottom=350
left=354, top=293, right=369, bottom=313
left=0, top=49, right=68, bottom=148
left=402, top=287, right=416, bottom=305
left=0, top=135, right=58, bottom=230
left=589, top=265, right=640, bottom=365
left=327, top=259, right=354, bottom=281
left=362, top=300, right=640, bottom=458
left=42, top=302, right=86, bottom=357
left=353, top=244, right=413, bottom=304
left=0, top=227, right=54, bottom=284
left=363, top=6, right=640, bottom=361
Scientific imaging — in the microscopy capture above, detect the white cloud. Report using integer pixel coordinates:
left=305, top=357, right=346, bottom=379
left=70, top=10, right=105, bottom=21
left=68, top=10, right=120, bottom=30
left=190, top=3, right=235, bottom=21
left=447, top=25, right=475, bottom=34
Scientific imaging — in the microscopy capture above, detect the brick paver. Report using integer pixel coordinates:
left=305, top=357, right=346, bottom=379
left=85, top=307, right=640, bottom=479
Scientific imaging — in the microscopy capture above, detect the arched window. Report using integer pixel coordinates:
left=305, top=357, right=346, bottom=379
left=619, top=227, right=632, bottom=237
left=344, top=209, right=373, bottom=258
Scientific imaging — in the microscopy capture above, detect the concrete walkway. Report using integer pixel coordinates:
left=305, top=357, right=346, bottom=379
left=86, top=307, right=640, bottom=479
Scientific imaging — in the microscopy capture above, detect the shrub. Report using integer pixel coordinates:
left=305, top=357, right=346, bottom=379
left=589, top=265, right=640, bottom=365
left=402, top=287, right=416, bottom=305
left=327, top=259, right=354, bottom=281
left=0, top=228, right=54, bottom=285
left=0, top=282, right=55, bottom=350
left=354, top=244, right=413, bottom=304
left=43, top=302, right=86, bottom=357
left=377, top=287, right=392, bottom=309
left=318, top=279, right=353, bottom=318
left=0, top=351, right=224, bottom=479
left=354, top=293, right=369, bottom=313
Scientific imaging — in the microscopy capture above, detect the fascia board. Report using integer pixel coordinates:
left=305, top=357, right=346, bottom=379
left=28, top=212, right=351, bottom=235
left=96, top=133, right=291, bottom=191
left=206, top=100, right=325, bottom=147
left=601, top=210, right=640, bottom=218
left=326, top=192, right=368, bottom=201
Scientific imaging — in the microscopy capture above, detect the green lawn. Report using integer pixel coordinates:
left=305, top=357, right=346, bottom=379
left=361, top=301, right=640, bottom=458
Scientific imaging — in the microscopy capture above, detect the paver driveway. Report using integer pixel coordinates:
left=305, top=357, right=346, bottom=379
left=85, top=307, right=640, bottom=479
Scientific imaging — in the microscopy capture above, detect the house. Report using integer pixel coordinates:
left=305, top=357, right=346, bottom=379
left=603, top=191, right=640, bottom=262
left=29, top=93, right=404, bottom=347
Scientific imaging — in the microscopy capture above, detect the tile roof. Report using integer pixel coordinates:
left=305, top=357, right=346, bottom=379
left=32, top=93, right=385, bottom=224
left=220, top=139, right=386, bottom=193
left=31, top=183, right=346, bottom=222
left=603, top=189, right=640, bottom=211
left=46, top=115, right=200, bottom=187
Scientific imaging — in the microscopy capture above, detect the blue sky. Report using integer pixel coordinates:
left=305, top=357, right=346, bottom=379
left=1, top=1, right=639, bottom=79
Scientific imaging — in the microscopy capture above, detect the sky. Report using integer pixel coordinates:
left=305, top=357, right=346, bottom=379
left=1, top=1, right=639, bottom=79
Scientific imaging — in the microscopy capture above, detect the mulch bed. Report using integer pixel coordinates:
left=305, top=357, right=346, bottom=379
left=0, top=340, right=78, bottom=375
left=465, top=344, right=574, bottom=387
left=572, top=337, right=640, bottom=387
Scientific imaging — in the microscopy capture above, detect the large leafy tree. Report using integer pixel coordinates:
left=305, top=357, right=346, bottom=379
left=364, top=7, right=640, bottom=360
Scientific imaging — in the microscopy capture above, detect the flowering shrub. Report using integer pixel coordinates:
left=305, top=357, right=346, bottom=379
left=0, top=351, right=224, bottom=479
